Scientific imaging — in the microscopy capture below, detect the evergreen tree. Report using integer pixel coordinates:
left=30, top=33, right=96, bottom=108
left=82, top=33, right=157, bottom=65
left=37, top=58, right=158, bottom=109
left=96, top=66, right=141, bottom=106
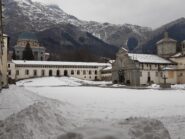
left=23, top=42, right=34, bottom=60
left=12, top=49, right=16, bottom=60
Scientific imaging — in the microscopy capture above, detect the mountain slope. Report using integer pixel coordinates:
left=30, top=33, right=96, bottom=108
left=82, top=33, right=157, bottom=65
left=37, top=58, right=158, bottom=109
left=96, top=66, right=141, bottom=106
left=37, top=24, right=118, bottom=61
left=4, top=0, right=151, bottom=51
left=142, top=18, right=185, bottom=54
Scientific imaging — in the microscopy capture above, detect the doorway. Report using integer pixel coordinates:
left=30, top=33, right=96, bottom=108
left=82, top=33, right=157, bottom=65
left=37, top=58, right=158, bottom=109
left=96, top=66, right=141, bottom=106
left=57, top=70, right=60, bottom=77
left=118, top=70, right=125, bottom=83
left=49, top=70, right=53, bottom=76
left=64, top=70, right=68, bottom=76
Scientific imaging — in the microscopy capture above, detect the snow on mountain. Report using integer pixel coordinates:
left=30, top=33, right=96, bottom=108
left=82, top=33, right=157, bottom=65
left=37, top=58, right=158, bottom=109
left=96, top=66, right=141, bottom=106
left=3, top=0, right=152, bottom=48
left=4, top=0, right=83, bottom=31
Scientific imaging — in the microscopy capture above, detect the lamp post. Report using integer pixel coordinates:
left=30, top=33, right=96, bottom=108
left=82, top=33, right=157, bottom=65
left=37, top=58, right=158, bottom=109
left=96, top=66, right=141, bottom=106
left=161, top=66, right=171, bottom=88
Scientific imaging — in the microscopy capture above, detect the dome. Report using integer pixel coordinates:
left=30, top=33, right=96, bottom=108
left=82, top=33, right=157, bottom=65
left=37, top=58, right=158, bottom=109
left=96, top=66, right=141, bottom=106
left=157, top=32, right=177, bottom=45
left=18, top=32, right=38, bottom=41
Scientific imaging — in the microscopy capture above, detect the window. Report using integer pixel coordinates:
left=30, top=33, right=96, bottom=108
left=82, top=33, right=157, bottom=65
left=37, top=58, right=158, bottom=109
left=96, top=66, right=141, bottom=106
left=16, top=70, right=19, bottom=76
left=180, top=73, right=183, bottom=76
left=77, top=70, right=80, bottom=75
left=89, top=70, right=92, bottom=75
left=95, top=70, right=98, bottom=75
left=33, top=70, right=37, bottom=76
left=8, top=64, right=10, bottom=68
left=25, top=70, right=29, bottom=75
left=8, top=70, right=11, bottom=75
left=71, top=70, right=74, bottom=75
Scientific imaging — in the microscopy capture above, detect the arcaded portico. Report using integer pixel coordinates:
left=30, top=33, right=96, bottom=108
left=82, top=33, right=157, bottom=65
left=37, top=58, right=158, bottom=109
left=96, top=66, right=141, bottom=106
left=8, top=60, right=111, bottom=81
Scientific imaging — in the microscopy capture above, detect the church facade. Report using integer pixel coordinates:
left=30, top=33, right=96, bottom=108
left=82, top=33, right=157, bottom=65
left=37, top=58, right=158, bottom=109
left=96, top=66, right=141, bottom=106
left=14, top=32, right=47, bottom=61
left=112, top=32, right=185, bottom=86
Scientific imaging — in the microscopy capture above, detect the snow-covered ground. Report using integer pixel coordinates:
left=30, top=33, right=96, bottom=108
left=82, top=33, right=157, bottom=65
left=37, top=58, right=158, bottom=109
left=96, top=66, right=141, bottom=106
left=1, top=77, right=185, bottom=138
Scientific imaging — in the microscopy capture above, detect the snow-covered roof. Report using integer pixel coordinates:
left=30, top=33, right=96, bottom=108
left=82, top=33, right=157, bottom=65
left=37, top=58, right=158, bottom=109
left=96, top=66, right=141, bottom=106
left=102, top=66, right=112, bottom=71
left=162, top=67, right=176, bottom=70
left=157, top=38, right=177, bottom=45
left=12, top=60, right=111, bottom=67
left=128, top=53, right=172, bottom=64
left=156, top=32, right=177, bottom=45
left=171, top=52, right=185, bottom=58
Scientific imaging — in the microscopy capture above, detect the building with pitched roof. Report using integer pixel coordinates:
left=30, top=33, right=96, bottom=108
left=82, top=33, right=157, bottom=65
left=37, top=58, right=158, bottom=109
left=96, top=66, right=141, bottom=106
left=112, top=48, right=177, bottom=86
left=14, top=32, right=47, bottom=61
left=156, top=32, right=177, bottom=58
left=113, top=32, right=185, bottom=86
left=8, top=60, right=111, bottom=81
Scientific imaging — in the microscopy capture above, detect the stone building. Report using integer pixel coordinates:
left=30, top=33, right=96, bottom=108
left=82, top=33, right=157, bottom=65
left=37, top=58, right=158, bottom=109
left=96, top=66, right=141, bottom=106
left=14, top=32, right=47, bottom=61
left=8, top=60, right=111, bottom=81
left=112, top=48, right=176, bottom=86
left=101, top=66, right=112, bottom=81
left=113, top=32, right=185, bottom=86
left=156, top=32, right=177, bottom=58
left=169, top=40, right=185, bottom=84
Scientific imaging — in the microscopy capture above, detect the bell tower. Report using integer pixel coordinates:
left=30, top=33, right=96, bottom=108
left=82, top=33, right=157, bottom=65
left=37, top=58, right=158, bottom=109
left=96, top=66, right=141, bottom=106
left=156, top=32, right=177, bottom=58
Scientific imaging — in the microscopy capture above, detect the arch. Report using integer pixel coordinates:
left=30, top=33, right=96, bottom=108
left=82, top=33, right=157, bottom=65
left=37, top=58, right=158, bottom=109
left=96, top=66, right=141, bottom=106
left=95, top=70, right=98, bottom=75
left=118, top=70, right=125, bottom=84
left=64, top=70, right=68, bottom=76
left=49, top=70, right=53, bottom=76
left=56, top=70, right=60, bottom=77
left=71, top=70, right=74, bottom=75
left=89, top=70, right=92, bottom=75
left=95, top=76, right=98, bottom=81
left=77, top=70, right=80, bottom=75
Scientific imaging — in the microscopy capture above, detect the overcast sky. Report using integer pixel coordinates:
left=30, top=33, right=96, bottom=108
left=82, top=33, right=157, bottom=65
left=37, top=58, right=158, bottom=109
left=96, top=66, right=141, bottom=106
left=32, top=0, right=185, bottom=29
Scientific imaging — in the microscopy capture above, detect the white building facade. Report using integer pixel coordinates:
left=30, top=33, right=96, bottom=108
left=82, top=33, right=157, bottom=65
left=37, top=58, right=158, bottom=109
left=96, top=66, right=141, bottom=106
left=14, top=32, right=47, bottom=61
left=8, top=60, right=111, bottom=82
left=0, top=34, right=9, bottom=88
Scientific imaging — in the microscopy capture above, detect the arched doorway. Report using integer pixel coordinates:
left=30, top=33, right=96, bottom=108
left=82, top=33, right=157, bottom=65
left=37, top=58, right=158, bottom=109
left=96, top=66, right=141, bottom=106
left=57, top=70, right=60, bottom=77
left=64, top=70, right=68, bottom=76
left=49, top=70, right=53, bottom=76
left=118, top=70, right=125, bottom=84
left=95, top=76, right=98, bottom=81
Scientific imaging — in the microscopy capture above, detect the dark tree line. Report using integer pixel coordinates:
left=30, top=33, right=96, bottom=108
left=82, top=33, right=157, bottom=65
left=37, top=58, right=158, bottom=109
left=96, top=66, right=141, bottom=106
left=12, top=42, right=34, bottom=60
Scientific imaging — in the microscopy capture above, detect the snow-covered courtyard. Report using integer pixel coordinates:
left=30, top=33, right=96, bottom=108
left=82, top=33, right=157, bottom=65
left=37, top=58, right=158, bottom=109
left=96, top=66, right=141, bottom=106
left=1, top=77, right=185, bottom=138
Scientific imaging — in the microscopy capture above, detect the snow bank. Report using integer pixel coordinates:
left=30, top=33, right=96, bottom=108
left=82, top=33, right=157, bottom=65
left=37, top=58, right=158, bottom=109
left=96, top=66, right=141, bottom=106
left=58, top=118, right=170, bottom=139
left=171, top=84, right=185, bottom=90
left=148, top=84, right=160, bottom=89
left=0, top=85, right=45, bottom=120
left=0, top=101, right=75, bottom=139
left=17, top=77, right=82, bottom=87
left=17, top=77, right=111, bottom=87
